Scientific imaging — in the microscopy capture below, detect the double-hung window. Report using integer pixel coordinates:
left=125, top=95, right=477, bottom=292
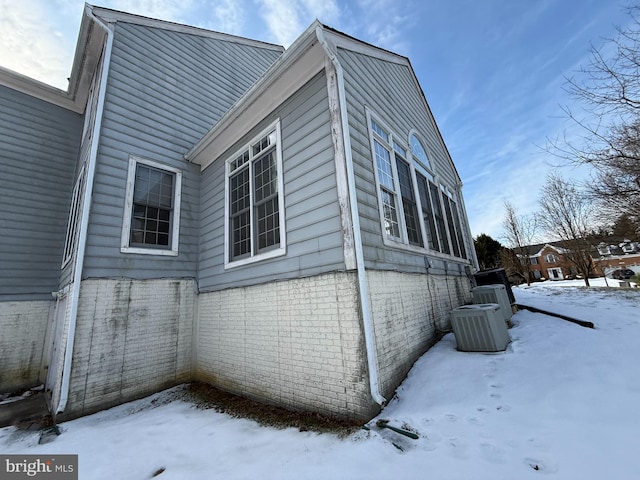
left=225, top=121, right=285, bottom=267
left=121, top=157, right=182, bottom=256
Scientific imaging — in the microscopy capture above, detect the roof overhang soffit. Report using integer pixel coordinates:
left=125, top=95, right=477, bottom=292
left=0, top=7, right=106, bottom=113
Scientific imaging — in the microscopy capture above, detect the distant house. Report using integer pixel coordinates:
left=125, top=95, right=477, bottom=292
left=0, top=5, right=477, bottom=422
left=524, top=243, right=577, bottom=281
left=593, top=239, right=640, bottom=276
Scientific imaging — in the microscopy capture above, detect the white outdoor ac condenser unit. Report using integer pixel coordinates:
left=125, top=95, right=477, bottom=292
left=472, top=284, right=512, bottom=323
left=450, top=304, right=511, bottom=352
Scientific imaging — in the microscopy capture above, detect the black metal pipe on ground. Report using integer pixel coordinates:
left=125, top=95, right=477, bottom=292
left=516, top=304, right=595, bottom=329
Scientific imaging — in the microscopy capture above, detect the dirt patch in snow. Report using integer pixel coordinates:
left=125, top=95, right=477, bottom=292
left=185, top=382, right=361, bottom=437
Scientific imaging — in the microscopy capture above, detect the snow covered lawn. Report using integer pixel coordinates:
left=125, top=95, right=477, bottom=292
left=2, top=281, right=638, bottom=479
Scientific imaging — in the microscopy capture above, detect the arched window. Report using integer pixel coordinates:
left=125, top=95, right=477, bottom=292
left=409, top=133, right=431, bottom=170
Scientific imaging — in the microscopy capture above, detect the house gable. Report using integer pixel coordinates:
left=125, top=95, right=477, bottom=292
left=78, top=15, right=284, bottom=281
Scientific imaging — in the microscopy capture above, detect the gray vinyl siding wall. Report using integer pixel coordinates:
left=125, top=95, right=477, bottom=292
left=338, top=47, right=470, bottom=275
left=0, top=86, right=82, bottom=300
left=198, top=71, right=346, bottom=291
left=82, top=22, right=282, bottom=279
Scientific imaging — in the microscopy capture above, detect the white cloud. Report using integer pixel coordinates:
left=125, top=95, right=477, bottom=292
left=255, top=0, right=303, bottom=47
left=0, top=0, right=76, bottom=89
left=255, top=0, right=345, bottom=47
left=109, top=0, right=196, bottom=23
left=213, top=0, right=245, bottom=35
left=301, top=0, right=339, bottom=23
left=352, top=0, right=413, bottom=54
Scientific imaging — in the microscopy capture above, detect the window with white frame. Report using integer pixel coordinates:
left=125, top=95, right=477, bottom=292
left=367, top=111, right=467, bottom=259
left=544, top=253, right=559, bottom=264
left=61, top=163, right=86, bottom=268
left=225, top=121, right=285, bottom=267
left=442, top=188, right=467, bottom=259
left=121, top=157, right=182, bottom=255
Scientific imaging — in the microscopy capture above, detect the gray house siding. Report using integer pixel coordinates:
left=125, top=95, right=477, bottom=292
left=338, top=47, right=471, bottom=274
left=0, top=85, right=82, bottom=300
left=198, top=71, right=347, bottom=291
left=82, top=22, right=282, bottom=279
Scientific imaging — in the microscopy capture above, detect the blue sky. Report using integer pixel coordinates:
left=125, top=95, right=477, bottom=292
left=0, top=0, right=632, bottom=241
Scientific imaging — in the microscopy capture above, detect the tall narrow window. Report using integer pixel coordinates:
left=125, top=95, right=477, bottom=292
left=395, top=144, right=422, bottom=246
left=449, top=197, right=467, bottom=259
left=121, top=157, right=182, bottom=256
left=225, top=121, right=285, bottom=267
left=416, top=173, right=439, bottom=251
left=443, top=194, right=461, bottom=258
left=373, top=137, right=401, bottom=239
left=61, top=163, right=86, bottom=268
left=429, top=182, right=449, bottom=255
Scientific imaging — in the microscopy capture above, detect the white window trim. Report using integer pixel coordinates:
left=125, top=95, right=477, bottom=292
left=121, top=156, right=182, bottom=256
left=367, top=110, right=409, bottom=246
left=61, top=163, right=87, bottom=269
left=366, top=108, right=470, bottom=262
left=224, top=119, right=286, bottom=269
left=408, top=129, right=433, bottom=172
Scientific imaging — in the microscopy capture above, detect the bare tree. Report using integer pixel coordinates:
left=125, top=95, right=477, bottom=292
left=538, top=174, right=596, bottom=286
left=502, top=202, right=538, bottom=286
left=554, top=5, right=640, bottom=221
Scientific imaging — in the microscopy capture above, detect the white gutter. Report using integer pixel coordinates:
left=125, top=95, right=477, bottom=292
left=316, top=27, right=385, bottom=406
left=56, top=7, right=113, bottom=415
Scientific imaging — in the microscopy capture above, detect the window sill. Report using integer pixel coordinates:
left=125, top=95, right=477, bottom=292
left=224, top=246, right=286, bottom=269
left=120, top=246, right=179, bottom=256
left=381, top=236, right=470, bottom=264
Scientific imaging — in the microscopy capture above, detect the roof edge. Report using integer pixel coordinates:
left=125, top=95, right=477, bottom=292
left=186, top=20, right=323, bottom=163
left=90, top=5, right=284, bottom=52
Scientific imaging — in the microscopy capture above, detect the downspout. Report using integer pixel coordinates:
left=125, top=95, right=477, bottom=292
left=56, top=8, right=113, bottom=415
left=316, top=26, right=385, bottom=406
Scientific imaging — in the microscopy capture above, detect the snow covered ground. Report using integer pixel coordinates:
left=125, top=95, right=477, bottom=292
left=1, top=280, right=638, bottom=480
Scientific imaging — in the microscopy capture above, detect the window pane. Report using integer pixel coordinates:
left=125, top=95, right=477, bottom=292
left=443, top=196, right=461, bottom=257
left=396, top=157, right=414, bottom=202
left=429, top=182, right=449, bottom=254
left=410, top=134, right=431, bottom=170
left=232, top=211, right=251, bottom=258
left=450, top=198, right=467, bottom=259
left=374, top=140, right=394, bottom=190
left=396, top=158, right=421, bottom=246
left=256, top=197, right=280, bottom=250
left=417, top=174, right=438, bottom=251
left=230, top=168, right=250, bottom=215
left=254, top=151, right=277, bottom=202
left=371, top=119, right=388, bottom=141
left=129, top=164, right=175, bottom=248
left=380, top=189, right=400, bottom=238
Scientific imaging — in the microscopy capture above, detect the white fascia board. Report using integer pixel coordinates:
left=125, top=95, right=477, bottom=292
left=320, top=28, right=409, bottom=66
left=90, top=6, right=283, bottom=52
left=186, top=21, right=325, bottom=169
left=0, top=6, right=104, bottom=114
left=0, top=67, right=78, bottom=111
